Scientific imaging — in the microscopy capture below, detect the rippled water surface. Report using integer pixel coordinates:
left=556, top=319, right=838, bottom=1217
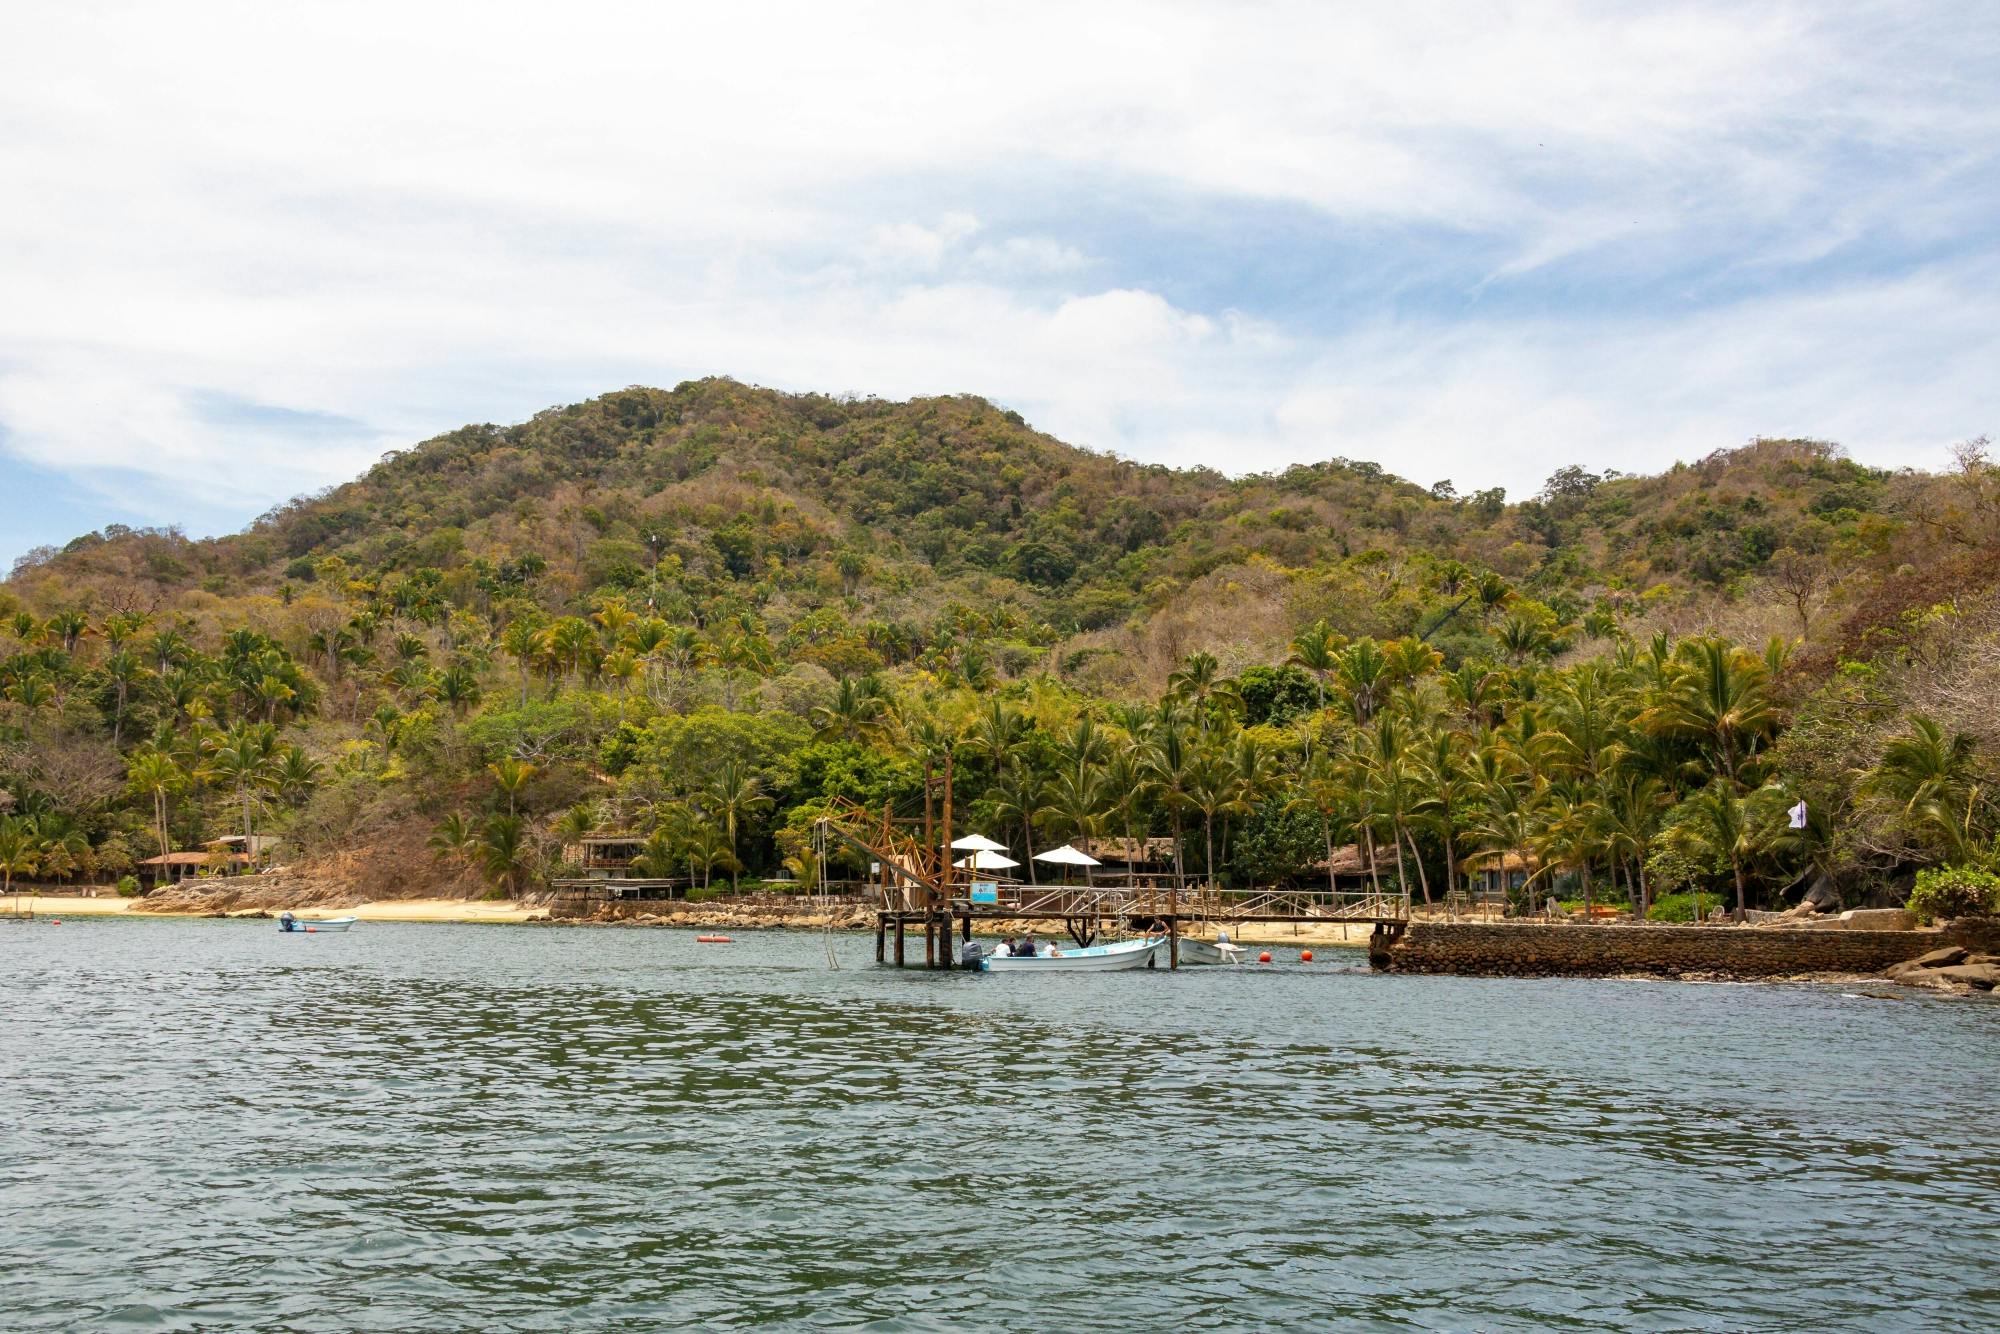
left=3, top=919, right=1997, bottom=1331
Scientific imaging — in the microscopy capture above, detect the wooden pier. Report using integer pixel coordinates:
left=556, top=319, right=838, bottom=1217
left=868, top=884, right=1410, bottom=969
left=815, top=767, right=1411, bottom=972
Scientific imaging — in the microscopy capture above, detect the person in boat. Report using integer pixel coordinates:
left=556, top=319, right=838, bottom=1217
left=278, top=910, right=298, bottom=932
left=1009, top=933, right=1038, bottom=957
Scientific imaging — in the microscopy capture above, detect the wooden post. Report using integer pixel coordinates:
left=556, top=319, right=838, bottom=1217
left=875, top=915, right=886, bottom=963
left=939, top=752, right=954, bottom=912
left=894, top=915, right=906, bottom=967
left=1169, top=914, right=1179, bottom=970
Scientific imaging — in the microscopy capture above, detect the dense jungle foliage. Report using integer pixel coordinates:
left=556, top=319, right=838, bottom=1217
left=5, top=379, right=2000, bottom=916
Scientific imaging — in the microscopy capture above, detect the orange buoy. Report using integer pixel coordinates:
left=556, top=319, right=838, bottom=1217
left=696, top=934, right=733, bottom=944
left=305, top=926, right=317, bottom=933
left=1300, top=950, right=1313, bottom=962
left=1258, top=951, right=1272, bottom=964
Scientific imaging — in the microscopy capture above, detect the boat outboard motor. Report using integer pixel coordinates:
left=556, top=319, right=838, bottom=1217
left=959, top=940, right=988, bottom=970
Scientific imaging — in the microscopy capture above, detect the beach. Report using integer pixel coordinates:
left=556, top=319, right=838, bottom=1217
left=5, top=893, right=549, bottom=924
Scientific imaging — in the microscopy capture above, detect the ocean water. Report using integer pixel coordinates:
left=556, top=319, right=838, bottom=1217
left=2, top=918, right=1996, bottom=1332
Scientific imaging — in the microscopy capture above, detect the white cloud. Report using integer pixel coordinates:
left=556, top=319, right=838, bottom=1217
left=0, top=0, right=1995, bottom=558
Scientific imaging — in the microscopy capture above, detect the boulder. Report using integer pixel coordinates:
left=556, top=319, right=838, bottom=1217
left=1909, top=945, right=1969, bottom=969
left=1802, top=876, right=1842, bottom=912
left=1929, top=963, right=2000, bottom=990
left=1840, top=908, right=1918, bottom=931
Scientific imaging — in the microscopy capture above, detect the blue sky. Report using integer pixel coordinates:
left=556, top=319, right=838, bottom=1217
left=3, top=1, right=1997, bottom=569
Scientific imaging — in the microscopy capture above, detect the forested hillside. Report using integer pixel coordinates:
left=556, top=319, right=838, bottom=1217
left=5, top=379, right=1999, bottom=918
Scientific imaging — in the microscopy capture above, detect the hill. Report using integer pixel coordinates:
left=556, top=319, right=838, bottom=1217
left=4, top=380, right=1999, bottom=918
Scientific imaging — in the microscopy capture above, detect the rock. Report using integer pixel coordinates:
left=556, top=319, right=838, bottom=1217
left=1839, top=908, right=1918, bottom=931
left=1802, top=876, right=1841, bottom=912
left=1909, top=945, right=1969, bottom=969
left=1929, top=963, right=2000, bottom=990
left=1899, top=970, right=1972, bottom=993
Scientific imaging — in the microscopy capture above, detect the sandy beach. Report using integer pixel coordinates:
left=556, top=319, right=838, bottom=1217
left=4, top=894, right=548, bottom=924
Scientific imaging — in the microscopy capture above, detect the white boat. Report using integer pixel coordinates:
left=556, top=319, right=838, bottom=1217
left=1176, top=937, right=1245, bottom=966
left=980, top=936, right=1164, bottom=972
left=279, top=916, right=357, bottom=933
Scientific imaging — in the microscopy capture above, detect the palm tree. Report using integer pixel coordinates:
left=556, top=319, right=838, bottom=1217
left=435, top=662, right=482, bottom=718
left=983, top=759, right=1048, bottom=865
left=1860, top=714, right=1985, bottom=860
left=126, top=750, right=184, bottom=862
left=201, top=723, right=280, bottom=874
left=1286, top=620, right=1343, bottom=716
left=1363, top=716, right=1432, bottom=905
left=681, top=820, right=738, bottom=891
left=961, top=698, right=1028, bottom=771
left=100, top=649, right=146, bottom=747
left=1665, top=783, right=1773, bottom=923
left=499, top=618, right=545, bottom=705
left=812, top=676, right=890, bottom=744
left=428, top=812, right=477, bottom=867
left=0, top=816, right=43, bottom=916
left=1335, top=639, right=1392, bottom=724
left=1533, top=784, right=1605, bottom=920
left=1141, top=713, right=1197, bottom=884
left=489, top=757, right=537, bottom=816
left=703, top=758, right=773, bottom=889
left=1168, top=651, right=1240, bottom=732
left=1639, top=637, right=1777, bottom=786
left=476, top=814, right=530, bottom=897
left=1600, top=775, right=1665, bottom=916
left=272, top=746, right=323, bottom=806
left=1288, top=748, right=1356, bottom=893
left=1184, top=740, right=1249, bottom=889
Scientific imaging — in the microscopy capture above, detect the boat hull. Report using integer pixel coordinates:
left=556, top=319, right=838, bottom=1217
left=1176, top=938, right=1244, bottom=966
left=280, top=917, right=357, bottom=933
left=981, top=937, right=1164, bottom=972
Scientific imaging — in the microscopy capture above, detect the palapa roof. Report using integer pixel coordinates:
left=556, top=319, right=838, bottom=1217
left=1463, top=850, right=1539, bottom=873
left=1082, top=837, right=1176, bottom=864
left=140, top=851, right=248, bottom=867
left=1312, top=844, right=1379, bottom=876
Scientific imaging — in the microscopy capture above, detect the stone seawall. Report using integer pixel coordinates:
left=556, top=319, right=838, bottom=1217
left=1375, top=919, right=2000, bottom=979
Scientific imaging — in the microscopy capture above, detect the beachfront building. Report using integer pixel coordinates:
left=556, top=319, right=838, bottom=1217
left=137, top=848, right=248, bottom=886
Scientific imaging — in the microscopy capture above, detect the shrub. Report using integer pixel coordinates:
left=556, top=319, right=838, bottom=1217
left=1905, top=866, right=2000, bottom=925
left=115, top=875, right=142, bottom=897
left=1645, top=891, right=1719, bottom=923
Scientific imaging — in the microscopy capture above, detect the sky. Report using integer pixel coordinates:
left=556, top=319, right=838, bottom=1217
left=2, top=0, right=1997, bottom=569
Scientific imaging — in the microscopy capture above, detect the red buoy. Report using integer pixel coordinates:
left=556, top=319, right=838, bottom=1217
left=1258, top=951, right=1272, bottom=964
left=1300, top=950, right=1313, bottom=962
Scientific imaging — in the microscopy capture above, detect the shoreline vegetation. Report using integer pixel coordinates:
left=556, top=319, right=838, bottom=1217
left=8, top=385, right=2000, bottom=954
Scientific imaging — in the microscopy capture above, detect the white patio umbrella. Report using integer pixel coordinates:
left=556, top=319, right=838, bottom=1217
left=950, top=834, right=1009, bottom=853
left=1033, top=843, right=1101, bottom=886
left=953, top=849, right=1020, bottom=870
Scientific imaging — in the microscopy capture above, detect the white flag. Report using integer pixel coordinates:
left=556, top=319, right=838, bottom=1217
left=1789, top=800, right=1808, bottom=829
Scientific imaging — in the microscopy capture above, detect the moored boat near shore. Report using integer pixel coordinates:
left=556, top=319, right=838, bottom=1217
left=279, top=916, right=357, bottom=933
left=1175, top=936, right=1245, bottom=966
left=979, top=936, right=1164, bottom=972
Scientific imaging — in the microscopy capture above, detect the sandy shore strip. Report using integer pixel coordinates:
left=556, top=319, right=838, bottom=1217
left=3, top=894, right=547, bottom=924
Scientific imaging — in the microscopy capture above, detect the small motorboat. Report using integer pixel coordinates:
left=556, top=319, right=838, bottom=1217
left=1176, top=936, right=1245, bottom=966
left=278, top=915, right=357, bottom=933
left=979, top=936, right=1165, bottom=972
